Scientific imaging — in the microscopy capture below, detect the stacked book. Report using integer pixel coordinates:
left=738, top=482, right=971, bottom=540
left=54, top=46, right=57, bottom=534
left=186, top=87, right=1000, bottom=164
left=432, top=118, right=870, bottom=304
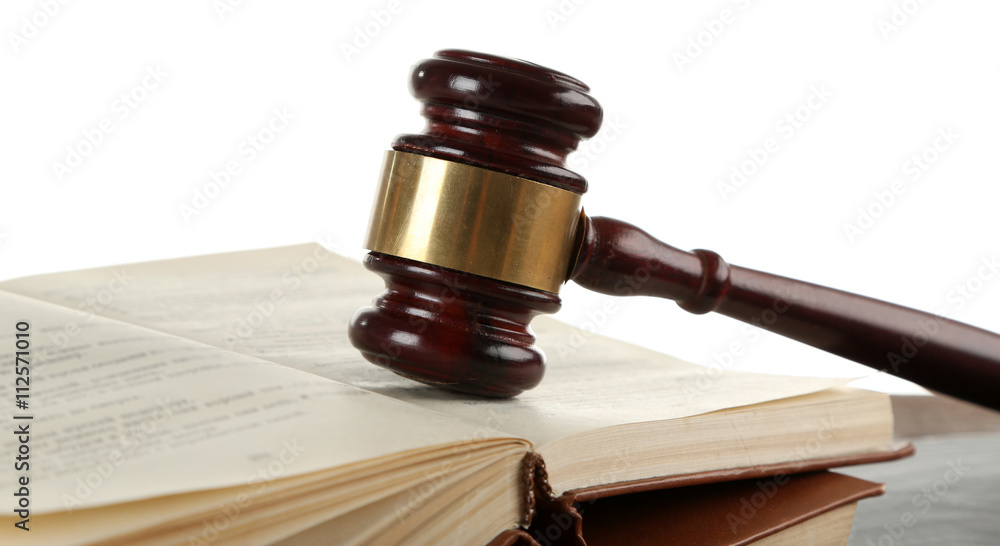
left=0, top=244, right=908, bottom=544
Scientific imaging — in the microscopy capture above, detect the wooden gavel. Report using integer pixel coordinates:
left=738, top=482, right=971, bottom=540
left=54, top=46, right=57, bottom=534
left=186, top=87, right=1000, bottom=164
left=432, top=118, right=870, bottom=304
left=348, top=49, right=1000, bottom=409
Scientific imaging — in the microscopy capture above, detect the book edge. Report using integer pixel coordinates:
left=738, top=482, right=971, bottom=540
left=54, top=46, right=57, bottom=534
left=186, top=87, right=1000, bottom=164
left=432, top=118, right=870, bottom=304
left=565, top=441, right=912, bottom=502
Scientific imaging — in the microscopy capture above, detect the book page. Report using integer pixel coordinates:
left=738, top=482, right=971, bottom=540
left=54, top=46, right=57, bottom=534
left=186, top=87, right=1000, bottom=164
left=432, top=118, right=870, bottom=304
left=0, top=289, right=517, bottom=515
left=1, top=244, right=846, bottom=447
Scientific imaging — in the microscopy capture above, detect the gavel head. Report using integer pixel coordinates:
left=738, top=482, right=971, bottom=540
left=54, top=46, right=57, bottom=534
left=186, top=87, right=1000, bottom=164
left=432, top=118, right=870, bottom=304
left=348, top=50, right=602, bottom=397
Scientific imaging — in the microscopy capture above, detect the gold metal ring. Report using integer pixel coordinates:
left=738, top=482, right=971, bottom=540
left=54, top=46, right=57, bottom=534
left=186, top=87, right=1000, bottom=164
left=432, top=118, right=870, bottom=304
left=363, top=151, right=583, bottom=293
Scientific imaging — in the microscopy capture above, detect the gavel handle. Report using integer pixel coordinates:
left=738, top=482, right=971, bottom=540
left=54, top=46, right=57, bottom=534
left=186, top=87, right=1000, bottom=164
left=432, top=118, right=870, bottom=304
left=570, top=216, right=1000, bottom=411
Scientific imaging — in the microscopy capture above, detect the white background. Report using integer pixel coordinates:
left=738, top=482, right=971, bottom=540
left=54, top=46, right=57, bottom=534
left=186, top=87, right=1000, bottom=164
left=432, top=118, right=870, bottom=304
left=3, top=0, right=998, bottom=393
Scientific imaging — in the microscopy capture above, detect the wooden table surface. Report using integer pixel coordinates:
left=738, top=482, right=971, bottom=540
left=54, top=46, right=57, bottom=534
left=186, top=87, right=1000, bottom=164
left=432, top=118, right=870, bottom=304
left=844, top=396, right=1000, bottom=545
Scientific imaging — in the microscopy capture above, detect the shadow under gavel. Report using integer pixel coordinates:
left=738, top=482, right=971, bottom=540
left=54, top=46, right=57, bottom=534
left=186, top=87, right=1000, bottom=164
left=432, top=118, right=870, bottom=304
left=348, top=49, right=1000, bottom=410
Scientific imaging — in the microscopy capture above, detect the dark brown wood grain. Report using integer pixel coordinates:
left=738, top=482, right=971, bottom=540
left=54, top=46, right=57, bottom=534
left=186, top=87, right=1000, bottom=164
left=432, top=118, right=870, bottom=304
left=349, top=49, right=600, bottom=396
left=350, top=49, right=1000, bottom=407
left=349, top=252, right=560, bottom=397
left=570, top=216, right=1000, bottom=411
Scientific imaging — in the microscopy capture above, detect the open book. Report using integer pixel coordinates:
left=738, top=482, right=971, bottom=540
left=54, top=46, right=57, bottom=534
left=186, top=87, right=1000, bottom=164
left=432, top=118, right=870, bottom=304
left=0, top=244, right=907, bottom=545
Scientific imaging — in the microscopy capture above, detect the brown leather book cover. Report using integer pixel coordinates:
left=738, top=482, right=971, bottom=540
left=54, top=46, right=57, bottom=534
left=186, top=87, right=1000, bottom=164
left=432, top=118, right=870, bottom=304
left=579, top=471, right=882, bottom=546
left=488, top=443, right=913, bottom=546
left=490, top=472, right=882, bottom=546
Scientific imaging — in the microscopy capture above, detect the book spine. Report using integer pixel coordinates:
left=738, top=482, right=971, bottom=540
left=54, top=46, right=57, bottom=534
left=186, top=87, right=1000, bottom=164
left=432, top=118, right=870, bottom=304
left=520, top=452, right=587, bottom=546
